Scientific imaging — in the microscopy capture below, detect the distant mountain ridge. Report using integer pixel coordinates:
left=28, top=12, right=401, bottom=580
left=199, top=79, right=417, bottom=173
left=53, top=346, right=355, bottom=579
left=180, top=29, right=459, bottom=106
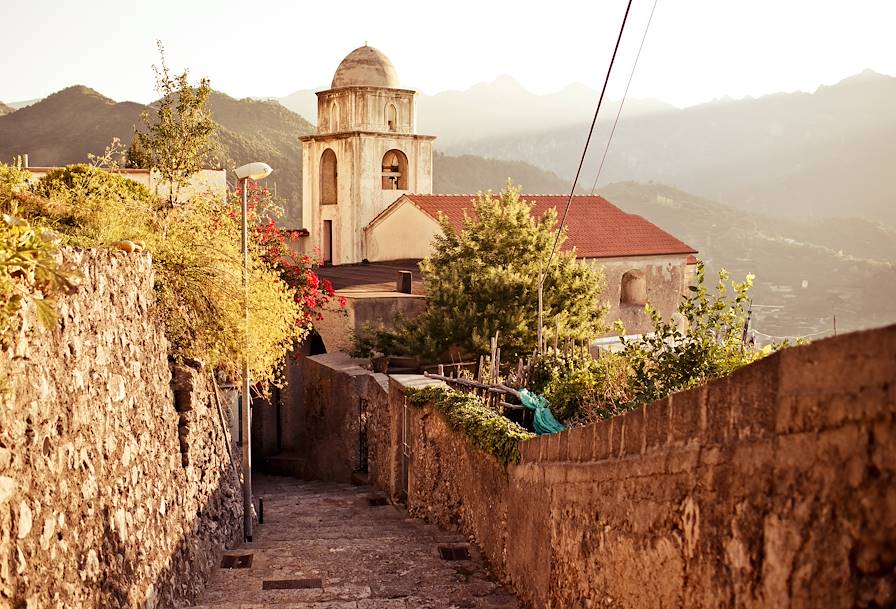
left=445, top=70, right=896, bottom=227
left=0, top=84, right=575, bottom=226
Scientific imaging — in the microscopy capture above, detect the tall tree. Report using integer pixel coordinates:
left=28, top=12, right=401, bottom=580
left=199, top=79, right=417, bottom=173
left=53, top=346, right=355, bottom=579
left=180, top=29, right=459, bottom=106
left=127, top=42, right=218, bottom=205
left=408, top=182, right=607, bottom=361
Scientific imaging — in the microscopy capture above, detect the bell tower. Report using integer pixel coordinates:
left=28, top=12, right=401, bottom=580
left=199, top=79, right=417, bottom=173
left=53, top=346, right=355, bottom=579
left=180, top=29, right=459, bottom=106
left=300, top=45, right=435, bottom=265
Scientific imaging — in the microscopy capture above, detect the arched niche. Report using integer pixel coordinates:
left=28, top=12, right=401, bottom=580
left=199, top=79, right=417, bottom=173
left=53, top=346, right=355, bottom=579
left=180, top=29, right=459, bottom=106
left=320, top=148, right=337, bottom=205
left=386, top=103, right=398, bottom=132
left=620, top=270, right=647, bottom=305
left=329, top=101, right=340, bottom=132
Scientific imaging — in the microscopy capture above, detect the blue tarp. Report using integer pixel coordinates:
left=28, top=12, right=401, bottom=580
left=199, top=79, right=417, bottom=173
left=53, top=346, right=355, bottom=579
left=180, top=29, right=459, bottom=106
left=519, top=389, right=566, bottom=435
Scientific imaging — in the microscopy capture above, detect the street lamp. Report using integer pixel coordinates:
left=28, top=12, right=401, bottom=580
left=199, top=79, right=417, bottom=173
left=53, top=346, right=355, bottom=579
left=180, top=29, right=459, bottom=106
left=234, top=161, right=273, bottom=542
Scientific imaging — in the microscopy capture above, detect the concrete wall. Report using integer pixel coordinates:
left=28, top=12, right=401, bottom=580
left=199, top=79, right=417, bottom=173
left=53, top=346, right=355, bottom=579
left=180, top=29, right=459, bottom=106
left=295, top=353, right=389, bottom=482
left=0, top=249, right=242, bottom=609
left=368, top=324, right=896, bottom=609
left=313, top=291, right=426, bottom=354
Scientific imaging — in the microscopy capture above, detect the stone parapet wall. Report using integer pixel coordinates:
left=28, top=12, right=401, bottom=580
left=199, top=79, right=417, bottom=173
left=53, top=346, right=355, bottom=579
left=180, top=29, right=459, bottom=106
left=0, top=249, right=241, bottom=609
left=386, top=324, right=896, bottom=608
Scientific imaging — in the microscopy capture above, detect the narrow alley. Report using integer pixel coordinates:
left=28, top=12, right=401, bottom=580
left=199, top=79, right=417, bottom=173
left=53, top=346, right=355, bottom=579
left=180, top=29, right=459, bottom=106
left=188, top=476, right=520, bottom=609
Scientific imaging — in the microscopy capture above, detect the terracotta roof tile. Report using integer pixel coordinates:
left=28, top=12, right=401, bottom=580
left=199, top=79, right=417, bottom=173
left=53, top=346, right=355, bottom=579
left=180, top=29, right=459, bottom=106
left=400, top=194, right=697, bottom=259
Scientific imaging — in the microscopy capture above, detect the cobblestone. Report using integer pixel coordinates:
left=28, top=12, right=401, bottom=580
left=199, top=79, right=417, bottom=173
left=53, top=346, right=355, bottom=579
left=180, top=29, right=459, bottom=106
left=188, top=475, right=519, bottom=609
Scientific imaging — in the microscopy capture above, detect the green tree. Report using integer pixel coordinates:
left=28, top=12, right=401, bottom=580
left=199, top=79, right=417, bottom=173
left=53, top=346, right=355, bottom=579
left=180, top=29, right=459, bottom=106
left=127, top=42, right=218, bottom=206
left=375, top=181, right=606, bottom=361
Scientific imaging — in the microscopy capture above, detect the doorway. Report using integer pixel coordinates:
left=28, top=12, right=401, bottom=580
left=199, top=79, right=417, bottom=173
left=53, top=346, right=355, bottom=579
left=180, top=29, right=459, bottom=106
left=323, top=220, right=332, bottom=264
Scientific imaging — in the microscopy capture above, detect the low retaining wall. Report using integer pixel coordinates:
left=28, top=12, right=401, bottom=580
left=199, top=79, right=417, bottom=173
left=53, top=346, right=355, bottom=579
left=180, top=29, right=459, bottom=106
left=0, top=249, right=242, bottom=609
left=296, top=324, right=896, bottom=608
left=401, top=325, right=896, bottom=608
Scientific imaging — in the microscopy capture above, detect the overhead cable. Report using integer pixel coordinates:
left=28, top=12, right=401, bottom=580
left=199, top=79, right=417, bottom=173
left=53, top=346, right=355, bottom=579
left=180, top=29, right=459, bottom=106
left=543, top=0, right=635, bottom=275
left=590, top=0, right=659, bottom=194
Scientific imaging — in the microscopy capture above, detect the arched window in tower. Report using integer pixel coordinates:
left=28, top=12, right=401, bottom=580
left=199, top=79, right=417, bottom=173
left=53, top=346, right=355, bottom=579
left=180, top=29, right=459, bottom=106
left=320, top=149, right=337, bottom=205
left=329, top=101, right=340, bottom=132
left=386, top=103, right=398, bottom=132
left=381, top=149, right=408, bottom=190
left=620, top=270, right=647, bottom=306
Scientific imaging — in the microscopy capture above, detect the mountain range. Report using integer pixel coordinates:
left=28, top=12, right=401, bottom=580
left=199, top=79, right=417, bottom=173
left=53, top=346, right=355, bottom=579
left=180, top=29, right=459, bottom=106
left=279, top=76, right=674, bottom=146
left=0, top=86, right=574, bottom=226
left=433, top=71, right=896, bottom=227
left=599, top=182, right=896, bottom=338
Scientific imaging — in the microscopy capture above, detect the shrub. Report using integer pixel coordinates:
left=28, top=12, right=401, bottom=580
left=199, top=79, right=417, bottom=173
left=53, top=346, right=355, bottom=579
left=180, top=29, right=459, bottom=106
left=5, top=162, right=335, bottom=389
left=531, top=348, right=633, bottom=424
left=405, top=385, right=535, bottom=465
left=621, top=263, right=777, bottom=404
left=0, top=214, right=80, bottom=340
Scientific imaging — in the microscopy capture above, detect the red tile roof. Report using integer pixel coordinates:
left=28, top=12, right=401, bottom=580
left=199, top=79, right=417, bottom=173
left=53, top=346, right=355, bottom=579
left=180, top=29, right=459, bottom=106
left=396, top=194, right=697, bottom=259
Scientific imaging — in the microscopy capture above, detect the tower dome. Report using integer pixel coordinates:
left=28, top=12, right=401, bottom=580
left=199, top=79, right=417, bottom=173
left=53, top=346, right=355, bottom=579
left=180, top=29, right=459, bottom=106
left=331, top=45, right=399, bottom=89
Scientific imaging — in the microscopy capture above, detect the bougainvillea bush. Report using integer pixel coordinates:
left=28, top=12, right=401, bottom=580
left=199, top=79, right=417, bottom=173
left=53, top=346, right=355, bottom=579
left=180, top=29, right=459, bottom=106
left=3, top=160, right=341, bottom=389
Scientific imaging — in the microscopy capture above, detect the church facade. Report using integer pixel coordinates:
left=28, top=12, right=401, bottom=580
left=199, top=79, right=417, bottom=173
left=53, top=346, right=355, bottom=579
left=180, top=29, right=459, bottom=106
left=300, top=46, right=435, bottom=265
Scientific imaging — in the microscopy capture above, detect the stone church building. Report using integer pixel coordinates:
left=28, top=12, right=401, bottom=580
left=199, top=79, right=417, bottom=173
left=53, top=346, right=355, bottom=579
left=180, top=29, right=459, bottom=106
left=302, top=45, right=697, bottom=346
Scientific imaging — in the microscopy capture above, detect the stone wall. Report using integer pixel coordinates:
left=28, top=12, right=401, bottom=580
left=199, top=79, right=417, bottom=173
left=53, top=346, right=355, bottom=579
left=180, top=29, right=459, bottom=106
left=0, top=249, right=242, bottom=609
left=376, top=324, right=896, bottom=609
left=295, top=353, right=389, bottom=482
left=590, top=254, right=690, bottom=337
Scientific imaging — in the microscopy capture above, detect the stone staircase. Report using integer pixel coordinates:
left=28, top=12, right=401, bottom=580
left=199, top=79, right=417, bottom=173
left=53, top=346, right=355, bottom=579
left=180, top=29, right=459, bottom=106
left=187, top=475, right=518, bottom=609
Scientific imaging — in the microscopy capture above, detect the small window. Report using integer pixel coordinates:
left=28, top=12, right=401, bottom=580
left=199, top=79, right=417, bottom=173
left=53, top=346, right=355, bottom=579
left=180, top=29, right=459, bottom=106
left=386, top=103, right=397, bottom=132
left=381, top=149, right=408, bottom=190
left=320, top=149, right=337, bottom=205
left=620, top=270, right=647, bottom=305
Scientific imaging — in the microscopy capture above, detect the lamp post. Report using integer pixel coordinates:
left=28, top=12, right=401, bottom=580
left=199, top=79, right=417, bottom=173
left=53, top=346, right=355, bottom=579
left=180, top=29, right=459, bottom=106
left=233, top=162, right=273, bottom=542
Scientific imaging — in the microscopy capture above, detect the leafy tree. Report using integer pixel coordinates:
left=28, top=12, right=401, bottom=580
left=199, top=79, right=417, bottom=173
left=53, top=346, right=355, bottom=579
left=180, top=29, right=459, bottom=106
left=620, top=263, right=773, bottom=404
left=0, top=165, right=81, bottom=339
left=127, top=42, right=219, bottom=206
left=358, top=181, right=607, bottom=361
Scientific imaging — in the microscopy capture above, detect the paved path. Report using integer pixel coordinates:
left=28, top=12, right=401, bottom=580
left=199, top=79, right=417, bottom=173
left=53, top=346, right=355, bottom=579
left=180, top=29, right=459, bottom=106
left=189, top=475, right=519, bottom=609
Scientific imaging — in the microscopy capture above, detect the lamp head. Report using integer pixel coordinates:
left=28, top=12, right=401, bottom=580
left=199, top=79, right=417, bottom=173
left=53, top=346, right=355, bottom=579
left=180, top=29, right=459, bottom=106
left=235, top=162, right=273, bottom=181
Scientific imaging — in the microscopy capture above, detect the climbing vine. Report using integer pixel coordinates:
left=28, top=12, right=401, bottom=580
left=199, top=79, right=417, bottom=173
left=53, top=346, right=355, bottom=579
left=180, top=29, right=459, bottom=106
left=405, top=385, right=535, bottom=465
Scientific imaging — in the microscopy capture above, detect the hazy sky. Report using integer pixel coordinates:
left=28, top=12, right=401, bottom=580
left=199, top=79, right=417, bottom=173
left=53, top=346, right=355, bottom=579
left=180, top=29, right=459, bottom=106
left=1, top=0, right=894, bottom=107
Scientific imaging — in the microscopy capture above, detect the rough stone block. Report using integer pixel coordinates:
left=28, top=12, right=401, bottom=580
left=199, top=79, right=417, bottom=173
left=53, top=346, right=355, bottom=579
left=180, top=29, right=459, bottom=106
left=545, top=433, right=561, bottom=462
left=557, top=430, right=570, bottom=462
left=729, top=354, right=779, bottom=440
left=644, top=397, right=671, bottom=451
left=621, top=407, right=645, bottom=457
left=671, top=386, right=704, bottom=445
left=590, top=420, right=610, bottom=462
left=704, top=377, right=731, bottom=445
left=518, top=437, right=538, bottom=464
left=778, top=325, right=895, bottom=397
left=575, top=423, right=594, bottom=462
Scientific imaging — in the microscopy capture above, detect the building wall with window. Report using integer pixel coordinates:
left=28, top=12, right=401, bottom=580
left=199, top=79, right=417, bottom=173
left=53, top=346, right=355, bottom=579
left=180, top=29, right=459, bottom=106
left=587, top=255, right=694, bottom=336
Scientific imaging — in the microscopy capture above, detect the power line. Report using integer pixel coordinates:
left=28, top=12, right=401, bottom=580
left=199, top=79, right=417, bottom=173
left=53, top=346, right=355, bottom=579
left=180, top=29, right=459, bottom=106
left=543, top=0, right=635, bottom=273
left=590, top=0, right=659, bottom=194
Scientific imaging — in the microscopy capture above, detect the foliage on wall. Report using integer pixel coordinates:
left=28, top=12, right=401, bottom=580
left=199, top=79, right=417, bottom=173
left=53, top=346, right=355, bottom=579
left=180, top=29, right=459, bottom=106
left=0, top=158, right=339, bottom=389
left=405, top=384, right=535, bottom=465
